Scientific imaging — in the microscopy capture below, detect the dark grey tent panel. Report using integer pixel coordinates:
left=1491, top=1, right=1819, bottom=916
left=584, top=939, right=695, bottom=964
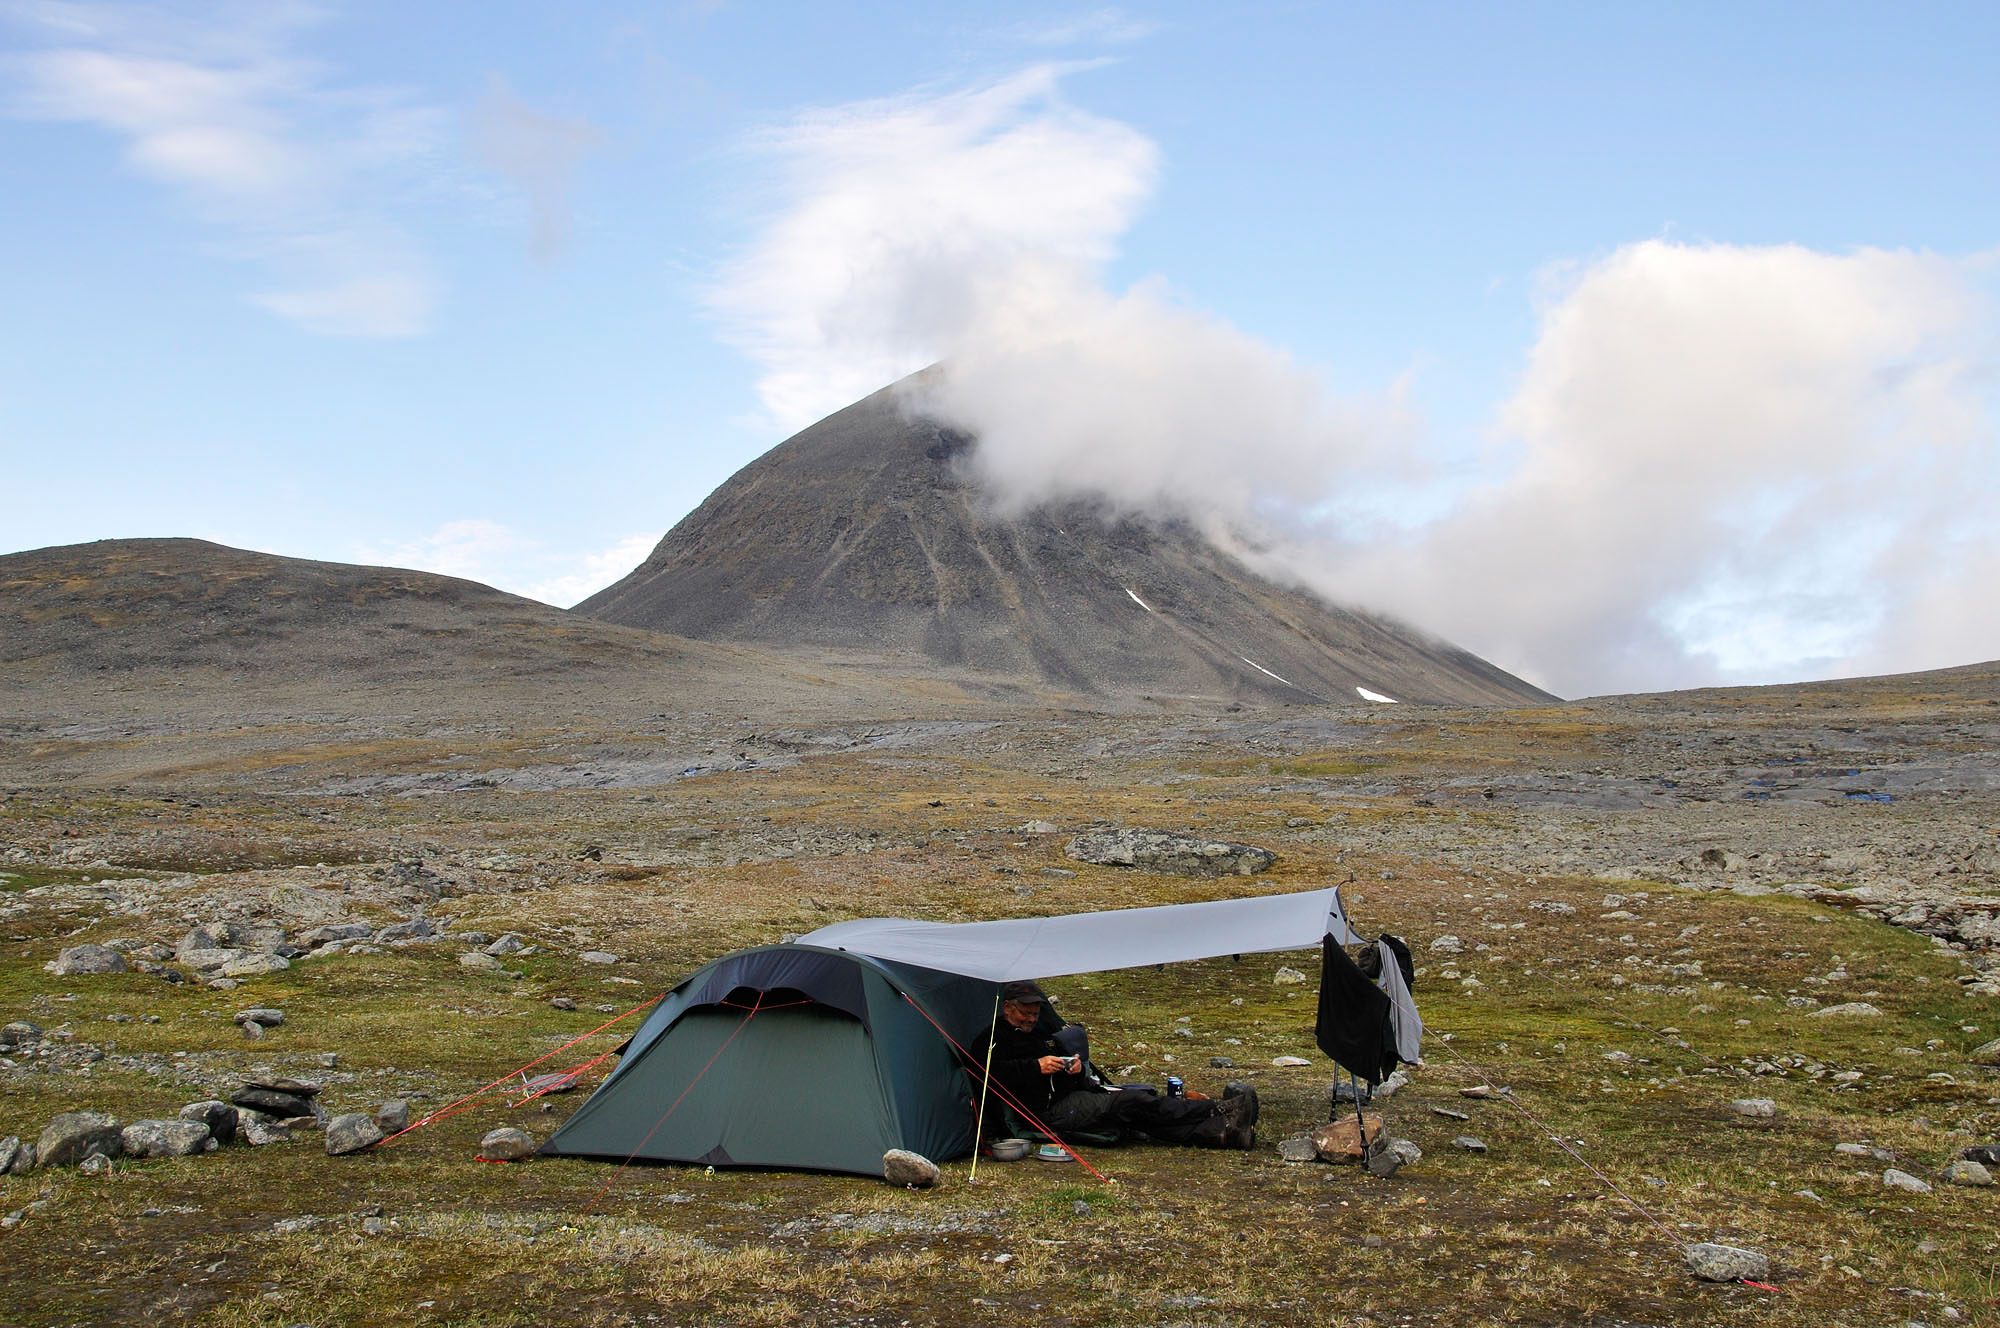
left=541, top=945, right=998, bottom=1175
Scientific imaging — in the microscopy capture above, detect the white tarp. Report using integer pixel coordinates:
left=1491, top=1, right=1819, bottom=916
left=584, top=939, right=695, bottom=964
left=795, top=886, right=1359, bottom=982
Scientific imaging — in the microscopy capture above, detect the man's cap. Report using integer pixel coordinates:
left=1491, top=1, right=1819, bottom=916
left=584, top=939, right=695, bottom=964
left=1000, top=980, right=1047, bottom=1005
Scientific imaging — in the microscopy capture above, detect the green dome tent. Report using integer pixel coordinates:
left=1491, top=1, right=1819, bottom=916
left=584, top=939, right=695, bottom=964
left=540, top=944, right=1000, bottom=1174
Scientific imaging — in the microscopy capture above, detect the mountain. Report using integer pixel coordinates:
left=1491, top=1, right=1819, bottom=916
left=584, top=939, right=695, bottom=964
left=578, top=379, right=1554, bottom=706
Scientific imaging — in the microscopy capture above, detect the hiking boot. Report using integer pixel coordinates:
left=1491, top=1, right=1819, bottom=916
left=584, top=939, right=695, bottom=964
left=1223, top=1124, right=1257, bottom=1150
left=1220, top=1082, right=1259, bottom=1132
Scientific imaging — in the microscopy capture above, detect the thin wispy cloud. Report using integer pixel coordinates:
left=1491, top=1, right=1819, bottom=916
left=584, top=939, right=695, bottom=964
left=3, top=0, right=444, bottom=336
left=715, top=68, right=2000, bottom=694
left=469, top=74, right=603, bottom=262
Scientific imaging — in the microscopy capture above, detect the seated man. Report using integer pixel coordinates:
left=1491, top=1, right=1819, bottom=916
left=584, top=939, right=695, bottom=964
left=968, top=980, right=1258, bottom=1150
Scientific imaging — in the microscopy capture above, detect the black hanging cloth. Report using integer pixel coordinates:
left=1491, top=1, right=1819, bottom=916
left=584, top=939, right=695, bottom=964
left=1314, top=932, right=1399, bottom=1085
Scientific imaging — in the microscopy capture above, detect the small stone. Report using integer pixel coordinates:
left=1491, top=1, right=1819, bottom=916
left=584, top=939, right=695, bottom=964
left=77, top=1153, right=111, bottom=1176
left=1273, top=967, right=1308, bottom=986
left=1277, top=1137, right=1320, bottom=1163
left=240, top=1020, right=265, bottom=1041
left=1940, top=1160, right=1993, bottom=1187
left=0, top=1021, right=41, bottom=1048
left=1810, top=1002, right=1884, bottom=1018
left=239, top=1114, right=290, bottom=1146
left=0, top=1137, right=25, bottom=1174
left=1388, top=1138, right=1422, bottom=1165
left=478, top=1127, right=536, bottom=1162
left=179, top=1101, right=238, bottom=1145
left=1429, top=935, right=1463, bottom=954
left=1729, top=1098, right=1777, bottom=1118
left=376, top=1100, right=410, bottom=1133
left=1459, top=1085, right=1493, bottom=1099
left=578, top=951, right=621, bottom=965
left=484, top=934, right=527, bottom=956
left=35, top=1111, right=123, bottom=1168
left=1363, top=1234, right=1384, bottom=1248
left=120, top=1120, right=211, bottom=1158
left=882, top=1148, right=940, bottom=1186
left=1883, top=1168, right=1932, bottom=1194
left=361, top=1216, right=390, bottom=1236
left=1209, top=1057, right=1235, bottom=1068
left=1433, top=1107, right=1471, bottom=1121
left=1452, top=1136, right=1488, bottom=1154
left=232, top=1087, right=315, bottom=1118
left=1271, top=1056, right=1310, bottom=1067
left=1019, top=820, right=1058, bottom=835
left=318, top=1052, right=339, bottom=1069
left=44, top=944, right=127, bottom=976
left=235, top=1008, right=286, bottom=1028
left=1686, top=1242, right=1769, bottom=1282
left=325, top=1114, right=384, bottom=1156
left=549, top=996, right=577, bottom=1010
left=245, top=1075, right=322, bottom=1096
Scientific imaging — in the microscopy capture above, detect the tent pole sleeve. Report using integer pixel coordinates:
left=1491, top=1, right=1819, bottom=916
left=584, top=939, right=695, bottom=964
left=969, top=990, right=1000, bottom=1183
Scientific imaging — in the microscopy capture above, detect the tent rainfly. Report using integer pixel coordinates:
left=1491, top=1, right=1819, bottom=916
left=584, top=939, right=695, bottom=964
left=539, top=886, right=1411, bottom=1176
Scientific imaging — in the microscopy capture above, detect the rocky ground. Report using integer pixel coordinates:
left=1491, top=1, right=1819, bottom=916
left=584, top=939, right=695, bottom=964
left=1, top=660, right=1997, bottom=1326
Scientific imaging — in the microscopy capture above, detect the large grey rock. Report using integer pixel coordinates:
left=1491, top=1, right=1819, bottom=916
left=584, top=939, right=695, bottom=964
left=484, top=933, right=527, bottom=956
left=1971, top=1037, right=2000, bottom=1067
left=1686, top=1242, right=1769, bottom=1282
left=36, top=1111, right=123, bottom=1167
left=0, top=1137, right=27, bottom=1174
left=120, top=1120, right=212, bottom=1158
left=1961, top=1144, right=2000, bottom=1166
left=234, top=1007, right=285, bottom=1028
left=300, top=922, right=372, bottom=948
left=1810, top=1002, right=1884, bottom=1018
left=1388, top=1138, right=1423, bottom=1165
left=179, top=1101, right=238, bottom=1145
left=232, top=1087, right=315, bottom=1118
left=458, top=951, right=504, bottom=971
left=1064, top=829, right=1275, bottom=877
left=375, top=917, right=433, bottom=943
left=578, top=951, right=621, bottom=964
left=176, top=924, right=221, bottom=958
left=325, top=1114, right=384, bottom=1156
left=221, top=953, right=290, bottom=979
left=1277, top=1137, right=1320, bottom=1163
left=1941, top=1159, right=1993, bottom=1187
left=1728, top=1098, right=1777, bottom=1118
left=375, top=1100, right=410, bottom=1133
left=44, top=944, right=126, bottom=976
left=882, top=1148, right=940, bottom=1186
left=478, top=1127, right=536, bottom=1162
left=0, top=1021, right=39, bottom=1048
left=1883, top=1168, right=1932, bottom=1194
left=178, top=947, right=244, bottom=972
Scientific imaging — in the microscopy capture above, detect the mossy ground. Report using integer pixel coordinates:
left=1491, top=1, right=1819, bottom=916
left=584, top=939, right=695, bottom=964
left=2, top=717, right=1996, bottom=1327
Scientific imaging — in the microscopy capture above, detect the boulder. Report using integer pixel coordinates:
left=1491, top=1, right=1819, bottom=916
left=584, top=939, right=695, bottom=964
left=231, top=1087, right=316, bottom=1118
left=477, top=1127, right=536, bottom=1162
left=1312, top=1114, right=1384, bottom=1163
left=1810, top=1003, right=1884, bottom=1018
left=120, top=1120, right=212, bottom=1158
left=1971, top=1037, right=2000, bottom=1067
left=484, top=933, right=527, bottom=956
left=1064, top=829, right=1275, bottom=878
left=459, top=951, right=503, bottom=971
left=176, top=924, right=221, bottom=958
left=1686, top=1242, right=1769, bottom=1282
left=0, top=1137, right=25, bottom=1174
left=1273, top=967, right=1309, bottom=985
left=44, top=944, right=126, bottom=976
left=0, top=1021, right=39, bottom=1048
left=1883, top=1168, right=1932, bottom=1194
left=1728, top=1098, right=1777, bottom=1118
left=1940, top=1160, right=1993, bottom=1187
left=376, top=918, right=433, bottom=943
left=178, top=947, right=244, bottom=973
left=220, top=953, right=290, bottom=979
left=578, top=951, right=621, bottom=964
left=36, top=1111, right=123, bottom=1168
left=325, top=1114, right=384, bottom=1156
left=1276, top=1137, right=1319, bottom=1163
left=881, top=1148, right=940, bottom=1186
left=179, top=1101, right=238, bottom=1145
left=301, top=922, right=372, bottom=948
left=1960, top=1144, right=2000, bottom=1166
left=375, top=1100, right=410, bottom=1133
left=1388, top=1138, right=1423, bottom=1165
left=244, top=1075, right=321, bottom=1096
left=234, top=1008, right=285, bottom=1028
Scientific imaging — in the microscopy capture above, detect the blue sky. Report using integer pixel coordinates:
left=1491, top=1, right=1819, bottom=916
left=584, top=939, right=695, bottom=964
left=3, top=2, right=1996, bottom=695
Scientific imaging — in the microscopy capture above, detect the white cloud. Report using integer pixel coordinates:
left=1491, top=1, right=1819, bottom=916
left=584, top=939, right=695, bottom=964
left=1335, top=241, right=1999, bottom=694
left=353, top=521, right=657, bottom=609
left=720, top=71, right=1998, bottom=695
left=4, top=0, right=444, bottom=336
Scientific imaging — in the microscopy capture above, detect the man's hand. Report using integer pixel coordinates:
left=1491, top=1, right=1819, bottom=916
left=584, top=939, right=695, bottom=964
left=1037, top=1055, right=1074, bottom=1075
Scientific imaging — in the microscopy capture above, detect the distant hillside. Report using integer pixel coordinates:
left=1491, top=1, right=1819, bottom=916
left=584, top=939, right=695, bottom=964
left=579, top=377, right=1554, bottom=707
left=0, top=538, right=747, bottom=686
